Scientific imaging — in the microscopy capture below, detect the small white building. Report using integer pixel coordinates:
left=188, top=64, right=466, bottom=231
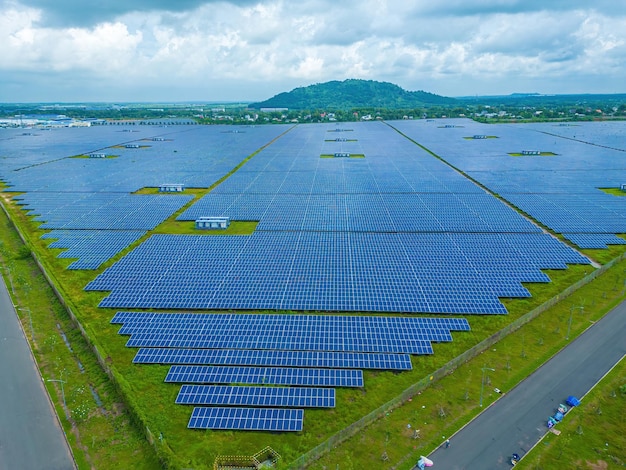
left=125, top=143, right=140, bottom=148
left=473, top=135, right=487, bottom=139
left=620, top=184, right=626, bottom=192
left=521, top=150, right=541, bottom=155
left=89, top=153, right=107, bottom=158
left=195, top=216, right=230, bottom=230
left=334, top=152, right=350, bottom=158
left=159, top=183, right=185, bottom=193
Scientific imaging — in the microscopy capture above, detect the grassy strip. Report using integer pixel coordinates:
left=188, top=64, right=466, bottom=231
left=0, top=205, right=161, bottom=469
left=3, top=180, right=626, bottom=469
left=304, top=256, right=626, bottom=470
left=508, top=152, right=557, bottom=157
left=599, top=188, right=626, bottom=197
left=519, top=357, right=625, bottom=469
left=2, top=118, right=625, bottom=468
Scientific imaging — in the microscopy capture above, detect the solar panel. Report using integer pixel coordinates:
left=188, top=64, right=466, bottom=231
left=132, top=348, right=413, bottom=370
left=562, top=233, right=626, bottom=249
left=176, top=385, right=335, bottom=408
left=187, top=407, right=303, bottom=431
left=165, top=366, right=364, bottom=387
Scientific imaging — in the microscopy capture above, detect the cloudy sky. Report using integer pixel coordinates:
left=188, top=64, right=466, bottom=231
left=1, top=0, right=625, bottom=102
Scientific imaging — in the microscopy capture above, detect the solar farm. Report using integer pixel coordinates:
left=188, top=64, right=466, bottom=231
left=1, top=118, right=625, bottom=466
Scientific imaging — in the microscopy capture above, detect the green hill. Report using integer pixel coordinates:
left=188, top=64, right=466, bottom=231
left=249, top=79, right=456, bottom=110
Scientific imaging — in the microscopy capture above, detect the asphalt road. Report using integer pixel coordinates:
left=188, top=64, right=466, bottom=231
left=0, top=277, right=75, bottom=470
left=426, top=300, right=626, bottom=470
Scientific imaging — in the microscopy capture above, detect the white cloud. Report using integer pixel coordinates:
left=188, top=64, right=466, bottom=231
left=0, top=0, right=625, bottom=101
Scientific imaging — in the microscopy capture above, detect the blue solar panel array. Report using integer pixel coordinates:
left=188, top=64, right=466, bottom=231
left=188, top=407, right=303, bottom=431
left=562, top=233, right=626, bottom=249
left=180, top=192, right=541, bottom=233
left=88, top=231, right=588, bottom=314
left=132, top=348, right=413, bottom=370
left=1, top=125, right=291, bottom=193
left=41, top=229, right=145, bottom=269
left=165, top=366, right=364, bottom=387
left=15, top=192, right=193, bottom=230
left=176, top=385, right=335, bottom=408
left=388, top=119, right=626, bottom=240
left=112, top=312, right=470, bottom=353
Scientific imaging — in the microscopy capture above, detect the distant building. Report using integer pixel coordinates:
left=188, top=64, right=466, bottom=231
left=195, top=216, right=230, bottom=230
left=521, top=150, right=541, bottom=155
left=89, top=153, right=107, bottom=158
left=473, top=135, right=487, bottom=139
left=159, top=183, right=185, bottom=193
left=125, top=144, right=140, bottom=149
left=334, top=152, right=350, bottom=158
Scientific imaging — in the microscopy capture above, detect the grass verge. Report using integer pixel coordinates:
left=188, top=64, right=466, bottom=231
left=519, top=357, right=625, bottom=469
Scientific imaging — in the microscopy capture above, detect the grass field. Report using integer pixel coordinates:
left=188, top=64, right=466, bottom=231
left=2, top=186, right=626, bottom=469
left=519, top=357, right=625, bottom=469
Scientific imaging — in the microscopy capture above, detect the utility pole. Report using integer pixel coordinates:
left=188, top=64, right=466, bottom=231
left=480, top=366, right=495, bottom=407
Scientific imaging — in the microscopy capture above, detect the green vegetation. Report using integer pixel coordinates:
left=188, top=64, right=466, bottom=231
left=72, top=154, right=118, bottom=159
left=0, top=200, right=161, bottom=470
left=2, top=112, right=626, bottom=468
left=5, top=176, right=626, bottom=469
left=599, top=187, right=626, bottom=197
left=308, top=259, right=626, bottom=470
left=320, top=154, right=365, bottom=159
left=249, top=79, right=457, bottom=110
left=520, top=357, right=626, bottom=469
left=155, top=220, right=258, bottom=236
left=508, top=152, right=558, bottom=157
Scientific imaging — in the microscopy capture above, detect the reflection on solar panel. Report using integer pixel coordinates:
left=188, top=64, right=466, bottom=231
left=188, top=407, right=303, bottom=431
left=132, top=348, right=413, bottom=370
left=165, top=366, right=364, bottom=387
left=176, top=385, right=335, bottom=408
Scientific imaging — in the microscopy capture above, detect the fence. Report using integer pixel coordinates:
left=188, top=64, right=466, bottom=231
left=287, top=251, right=626, bottom=469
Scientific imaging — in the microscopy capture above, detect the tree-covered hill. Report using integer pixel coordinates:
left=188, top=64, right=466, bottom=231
left=249, top=79, right=457, bottom=110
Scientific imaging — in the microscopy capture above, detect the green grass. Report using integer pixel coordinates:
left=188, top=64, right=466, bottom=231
left=2, top=170, right=626, bottom=469
left=599, top=187, right=626, bottom=197
left=462, top=135, right=498, bottom=139
left=508, top=152, right=558, bottom=156
left=0, top=206, right=160, bottom=470
left=307, top=259, right=626, bottom=470
left=320, top=154, right=365, bottom=158
left=519, top=357, right=626, bottom=469
left=155, top=220, right=258, bottom=235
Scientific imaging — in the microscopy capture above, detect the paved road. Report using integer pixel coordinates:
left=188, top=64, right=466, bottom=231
left=0, top=277, right=75, bottom=470
left=425, top=301, right=626, bottom=470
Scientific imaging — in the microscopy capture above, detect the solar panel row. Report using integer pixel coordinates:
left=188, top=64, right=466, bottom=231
left=132, top=348, right=413, bottom=370
left=562, top=233, right=626, bottom=249
left=188, top=407, right=303, bottom=431
left=176, top=385, right=335, bottom=408
left=88, top=231, right=589, bottom=314
left=42, top=229, right=146, bottom=269
left=165, top=366, right=364, bottom=387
